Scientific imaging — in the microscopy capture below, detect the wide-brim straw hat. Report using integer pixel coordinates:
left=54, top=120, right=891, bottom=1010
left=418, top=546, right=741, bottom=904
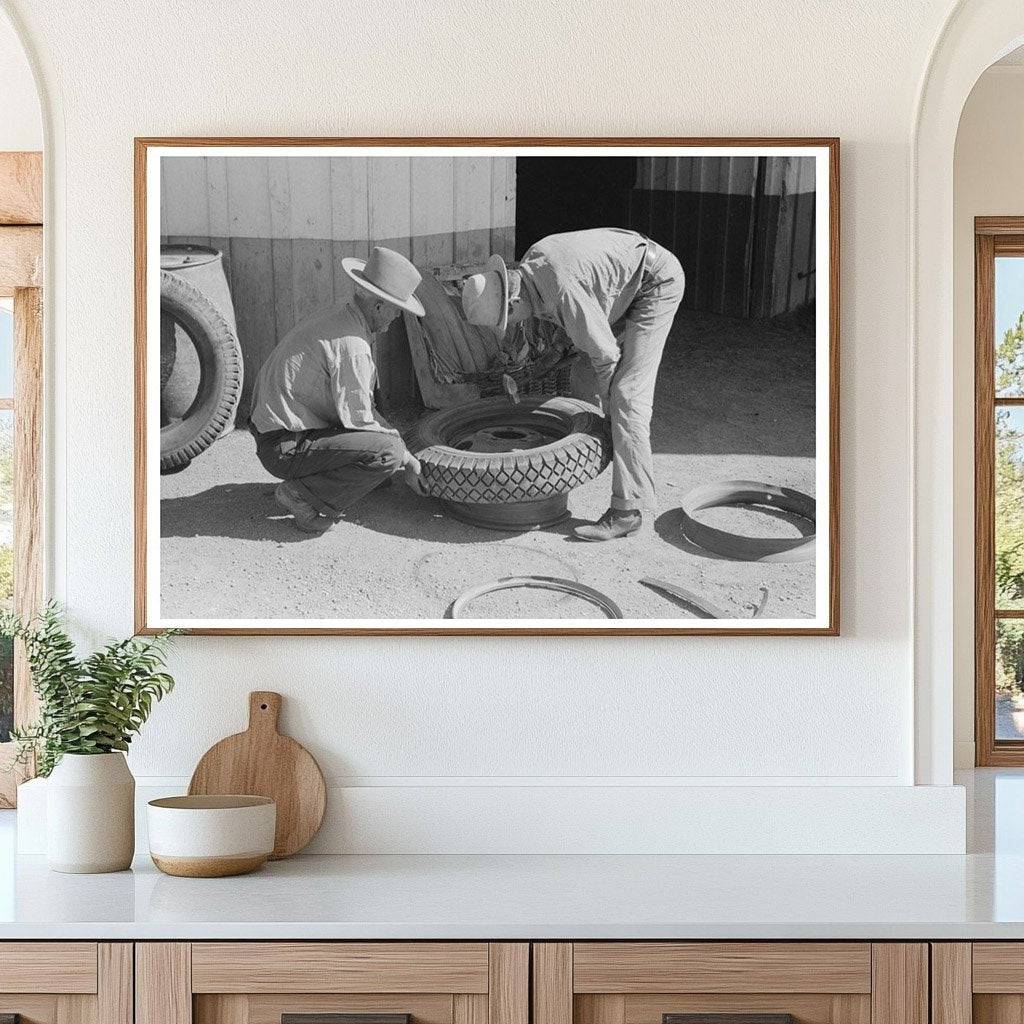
left=342, top=246, right=426, bottom=317
left=461, top=254, right=509, bottom=334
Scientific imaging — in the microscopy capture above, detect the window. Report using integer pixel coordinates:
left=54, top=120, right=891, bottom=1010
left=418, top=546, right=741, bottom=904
left=975, top=219, right=1024, bottom=764
left=0, top=288, right=40, bottom=805
left=0, top=150, right=43, bottom=806
left=0, top=299, right=11, bottom=744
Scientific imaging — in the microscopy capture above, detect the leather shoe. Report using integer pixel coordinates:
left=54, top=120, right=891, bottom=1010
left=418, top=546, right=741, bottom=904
left=274, top=482, right=335, bottom=534
left=573, top=508, right=642, bottom=541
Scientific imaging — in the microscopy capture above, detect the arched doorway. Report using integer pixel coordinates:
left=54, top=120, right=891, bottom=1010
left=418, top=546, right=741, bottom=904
left=914, top=0, right=1024, bottom=785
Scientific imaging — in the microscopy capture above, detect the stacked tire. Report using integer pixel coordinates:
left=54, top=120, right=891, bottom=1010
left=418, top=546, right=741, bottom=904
left=159, top=269, right=243, bottom=474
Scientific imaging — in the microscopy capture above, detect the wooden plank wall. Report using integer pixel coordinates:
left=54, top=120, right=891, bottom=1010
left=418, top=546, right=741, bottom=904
left=628, top=155, right=816, bottom=318
left=160, top=155, right=516, bottom=418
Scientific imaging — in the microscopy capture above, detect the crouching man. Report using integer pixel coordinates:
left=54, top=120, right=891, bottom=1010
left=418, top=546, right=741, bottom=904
left=250, top=246, right=425, bottom=534
left=462, top=229, right=684, bottom=541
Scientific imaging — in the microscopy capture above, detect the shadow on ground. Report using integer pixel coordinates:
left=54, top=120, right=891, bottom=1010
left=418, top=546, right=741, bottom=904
left=160, top=477, right=594, bottom=546
left=160, top=483, right=311, bottom=543
left=340, top=482, right=590, bottom=545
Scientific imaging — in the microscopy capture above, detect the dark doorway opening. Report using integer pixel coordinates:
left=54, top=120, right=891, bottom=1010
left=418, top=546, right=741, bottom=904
left=514, top=157, right=636, bottom=258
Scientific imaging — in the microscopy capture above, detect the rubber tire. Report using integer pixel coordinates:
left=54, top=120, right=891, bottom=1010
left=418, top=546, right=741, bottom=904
left=159, top=269, right=242, bottom=474
left=408, top=396, right=611, bottom=505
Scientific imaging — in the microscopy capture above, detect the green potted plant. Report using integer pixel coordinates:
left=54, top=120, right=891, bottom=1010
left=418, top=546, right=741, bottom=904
left=2, top=603, right=177, bottom=873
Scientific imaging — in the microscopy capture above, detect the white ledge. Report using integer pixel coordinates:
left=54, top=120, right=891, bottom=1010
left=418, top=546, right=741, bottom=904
left=1, top=849, right=1023, bottom=940
left=15, top=778, right=968, bottom=857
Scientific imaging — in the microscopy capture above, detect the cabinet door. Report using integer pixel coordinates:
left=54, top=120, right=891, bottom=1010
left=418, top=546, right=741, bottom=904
left=0, top=942, right=132, bottom=1024
left=137, top=943, right=528, bottom=1024
left=534, top=944, right=927, bottom=1024
left=935, top=943, right=1024, bottom=1024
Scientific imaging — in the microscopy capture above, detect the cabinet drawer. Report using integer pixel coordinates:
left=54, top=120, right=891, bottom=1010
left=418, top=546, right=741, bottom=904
left=534, top=943, right=926, bottom=1024
left=933, top=942, right=1024, bottom=1024
left=0, top=942, right=130, bottom=1024
left=139, top=942, right=528, bottom=1024
left=973, top=943, right=1024, bottom=992
left=572, top=943, right=872, bottom=994
left=0, top=942, right=98, bottom=993
left=191, top=943, right=490, bottom=993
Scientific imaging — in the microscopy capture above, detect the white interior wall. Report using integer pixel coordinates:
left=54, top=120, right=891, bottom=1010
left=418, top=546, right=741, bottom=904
left=952, top=63, right=1024, bottom=768
left=0, top=0, right=978, bottom=851
left=0, top=9, right=39, bottom=151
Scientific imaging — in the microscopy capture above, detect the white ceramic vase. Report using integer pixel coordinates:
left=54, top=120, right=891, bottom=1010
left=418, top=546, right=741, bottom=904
left=46, top=752, right=135, bottom=873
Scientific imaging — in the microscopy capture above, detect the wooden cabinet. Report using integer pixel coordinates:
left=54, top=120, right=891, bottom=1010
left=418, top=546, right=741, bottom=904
left=136, top=943, right=528, bottom=1024
left=0, top=942, right=132, bottom=1024
left=532, top=944, right=928, bottom=1024
left=931, top=943, right=1024, bottom=1024
left=0, top=938, right=943, bottom=1024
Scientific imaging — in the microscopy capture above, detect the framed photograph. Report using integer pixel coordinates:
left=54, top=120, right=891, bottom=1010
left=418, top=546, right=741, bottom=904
left=135, top=137, right=839, bottom=635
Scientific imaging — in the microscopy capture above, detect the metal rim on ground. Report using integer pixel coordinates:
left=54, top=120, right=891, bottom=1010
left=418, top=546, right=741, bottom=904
left=678, top=480, right=816, bottom=563
left=449, top=576, right=623, bottom=619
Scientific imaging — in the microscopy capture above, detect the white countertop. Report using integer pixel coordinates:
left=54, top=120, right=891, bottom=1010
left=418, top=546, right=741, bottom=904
left=1, top=769, right=1021, bottom=941
left=1, top=848, right=1023, bottom=940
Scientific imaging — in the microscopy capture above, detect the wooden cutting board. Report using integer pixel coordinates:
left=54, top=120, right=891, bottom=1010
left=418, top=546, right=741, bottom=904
left=188, top=691, right=326, bottom=859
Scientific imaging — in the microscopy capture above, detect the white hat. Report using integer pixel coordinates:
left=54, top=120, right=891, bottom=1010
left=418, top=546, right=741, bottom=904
left=342, top=246, right=425, bottom=317
left=461, top=254, right=509, bottom=333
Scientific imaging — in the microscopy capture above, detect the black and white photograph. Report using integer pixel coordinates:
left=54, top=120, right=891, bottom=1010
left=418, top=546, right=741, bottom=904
left=137, top=141, right=838, bottom=634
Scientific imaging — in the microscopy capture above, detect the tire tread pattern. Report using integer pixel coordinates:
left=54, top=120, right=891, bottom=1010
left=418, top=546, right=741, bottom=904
left=159, top=269, right=243, bottom=473
left=409, top=397, right=611, bottom=504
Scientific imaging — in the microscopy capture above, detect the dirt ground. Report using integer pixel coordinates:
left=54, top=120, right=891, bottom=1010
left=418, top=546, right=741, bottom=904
left=159, top=309, right=818, bottom=622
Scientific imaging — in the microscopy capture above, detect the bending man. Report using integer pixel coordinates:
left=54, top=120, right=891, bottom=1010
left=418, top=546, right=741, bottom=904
left=462, top=228, right=684, bottom=541
left=250, top=246, right=425, bottom=534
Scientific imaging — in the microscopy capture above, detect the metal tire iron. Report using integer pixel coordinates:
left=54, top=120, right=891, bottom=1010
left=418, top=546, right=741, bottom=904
left=640, top=578, right=769, bottom=619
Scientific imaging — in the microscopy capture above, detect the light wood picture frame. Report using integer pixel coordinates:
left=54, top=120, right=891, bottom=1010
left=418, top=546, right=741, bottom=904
left=135, top=137, right=840, bottom=636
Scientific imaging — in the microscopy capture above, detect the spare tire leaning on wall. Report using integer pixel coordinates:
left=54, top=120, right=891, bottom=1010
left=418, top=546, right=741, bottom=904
left=408, top=396, right=612, bottom=530
left=159, top=269, right=243, bottom=474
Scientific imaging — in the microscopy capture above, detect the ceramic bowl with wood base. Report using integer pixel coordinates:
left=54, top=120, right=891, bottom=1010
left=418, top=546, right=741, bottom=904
left=147, top=795, right=276, bottom=877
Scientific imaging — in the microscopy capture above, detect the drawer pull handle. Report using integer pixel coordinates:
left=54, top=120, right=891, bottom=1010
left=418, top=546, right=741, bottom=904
left=665, top=1016, right=797, bottom=1024
left=283, top=1016, right=411, bottom=1024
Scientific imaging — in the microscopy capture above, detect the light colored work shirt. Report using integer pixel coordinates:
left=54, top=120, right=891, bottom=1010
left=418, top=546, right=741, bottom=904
left=517, top=228, right=648, bottom=394
left=250, top=302, right=396, bottom=435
